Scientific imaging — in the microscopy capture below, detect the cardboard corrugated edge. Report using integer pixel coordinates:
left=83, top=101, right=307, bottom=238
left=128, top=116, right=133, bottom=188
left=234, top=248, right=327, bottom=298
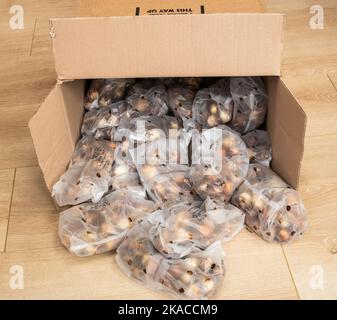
left=50, top=13, right=284, bottom=82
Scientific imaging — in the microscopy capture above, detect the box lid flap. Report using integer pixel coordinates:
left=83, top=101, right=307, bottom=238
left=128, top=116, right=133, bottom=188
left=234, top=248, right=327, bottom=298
left=29, top=81, right=85, bottom=190
left=266, top=77, right=307, bottom=189
left=50, top=12, right=284, bottom=81
left=79, top=0, right=265, bottom=17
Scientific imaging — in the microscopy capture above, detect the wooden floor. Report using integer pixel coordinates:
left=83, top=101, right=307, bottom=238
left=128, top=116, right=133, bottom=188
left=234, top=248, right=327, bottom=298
left=0, top=0, right=336, bottom=300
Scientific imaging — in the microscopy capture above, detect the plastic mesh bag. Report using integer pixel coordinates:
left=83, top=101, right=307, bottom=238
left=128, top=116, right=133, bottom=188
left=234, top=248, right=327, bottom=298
left=110, top=141, right=146, bottom=197
left=137, top=164, right=199, bottom=206
left=192, top=78, right=233, bottom=128
left=132, top=132, right=197, bottom=206
left=116, top=214, right=225, bottom=299
left=126, top=80, right=169, bottom=116
left=149, top=199, right=244, bottom=259
left=53, top=135, right=146, bottom=206
left=168, top=85, right=196, bottom=122
left=81, top=100, right=135, bottom=140
left=114, top=115, right=179, bottom=144
left=59, top=189, right=158, bottom=257
left=70, top=136, right=100, bottom=165
left=52, top=138, right=117, bottom=206
left=84, top=78, right=134, bottom=110
left=228, top=77, right=268, bottom=134
left=116, top=214, right=163, bottom=284
left=156, top=241, right=225, bottom=299
left=242, top=130, right=272, bottom=166
left=190, top=126, right=249, bottom=202
left=81, top=109, right=99, bottom=137
left=231, top=164, right=307, bottom=243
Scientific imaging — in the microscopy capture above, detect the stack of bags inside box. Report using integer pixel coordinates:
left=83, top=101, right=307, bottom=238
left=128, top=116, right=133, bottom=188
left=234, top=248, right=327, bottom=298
left=52, top=77, right=308, bottom=299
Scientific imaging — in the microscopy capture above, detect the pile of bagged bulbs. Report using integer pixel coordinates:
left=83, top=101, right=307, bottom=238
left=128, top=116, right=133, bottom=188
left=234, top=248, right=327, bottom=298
left=52, top=77, right=307, bottom=299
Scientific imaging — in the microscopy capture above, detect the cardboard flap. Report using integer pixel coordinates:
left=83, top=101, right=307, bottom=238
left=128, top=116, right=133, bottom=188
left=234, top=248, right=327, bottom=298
left=29, top=81, right=85, bottom=190
left=266, top=77, right=307, bottom=189
left=50, top=13, right=284, bottom=81
left=79, top=0, right=265, bottom=17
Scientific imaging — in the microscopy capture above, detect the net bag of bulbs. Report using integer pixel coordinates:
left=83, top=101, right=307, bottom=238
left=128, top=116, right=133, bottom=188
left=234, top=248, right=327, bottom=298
left=132, top=133, right=197, bottom=207
left=190, top=126, right=249, bottom=202
left=149, top=199, right=244, bottom=259
left=231, top=164, right=307, bottom=243
left=116, top=211, right=227, bottom=299
left=242, top=129, right=272, bottom=166
left=52, top=137, right=118, bottom=206
left=228, top=77, right=268, bottom=134
left=192, top=78, right=233, bottom=129
left=115, top=115, right=180, bottom=144
left=81, top=100, right=136, bottom=140
left=167, top=85, right=196, bottom=124
left=51, top=76, right=307, bottom=300
left=126, top=80, right=169, bottom=116
left=84, top=79, right=135, bottom=111
left=59, top=189, right=158, bottom=257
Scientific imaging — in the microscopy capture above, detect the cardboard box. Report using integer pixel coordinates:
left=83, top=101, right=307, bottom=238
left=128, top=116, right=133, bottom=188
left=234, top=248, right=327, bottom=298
left=28, top=3, right=306, bottom=194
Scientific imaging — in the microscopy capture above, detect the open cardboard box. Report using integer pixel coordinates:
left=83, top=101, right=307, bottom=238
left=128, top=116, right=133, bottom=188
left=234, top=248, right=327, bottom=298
left=28, top=4, right=306, bottom=197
